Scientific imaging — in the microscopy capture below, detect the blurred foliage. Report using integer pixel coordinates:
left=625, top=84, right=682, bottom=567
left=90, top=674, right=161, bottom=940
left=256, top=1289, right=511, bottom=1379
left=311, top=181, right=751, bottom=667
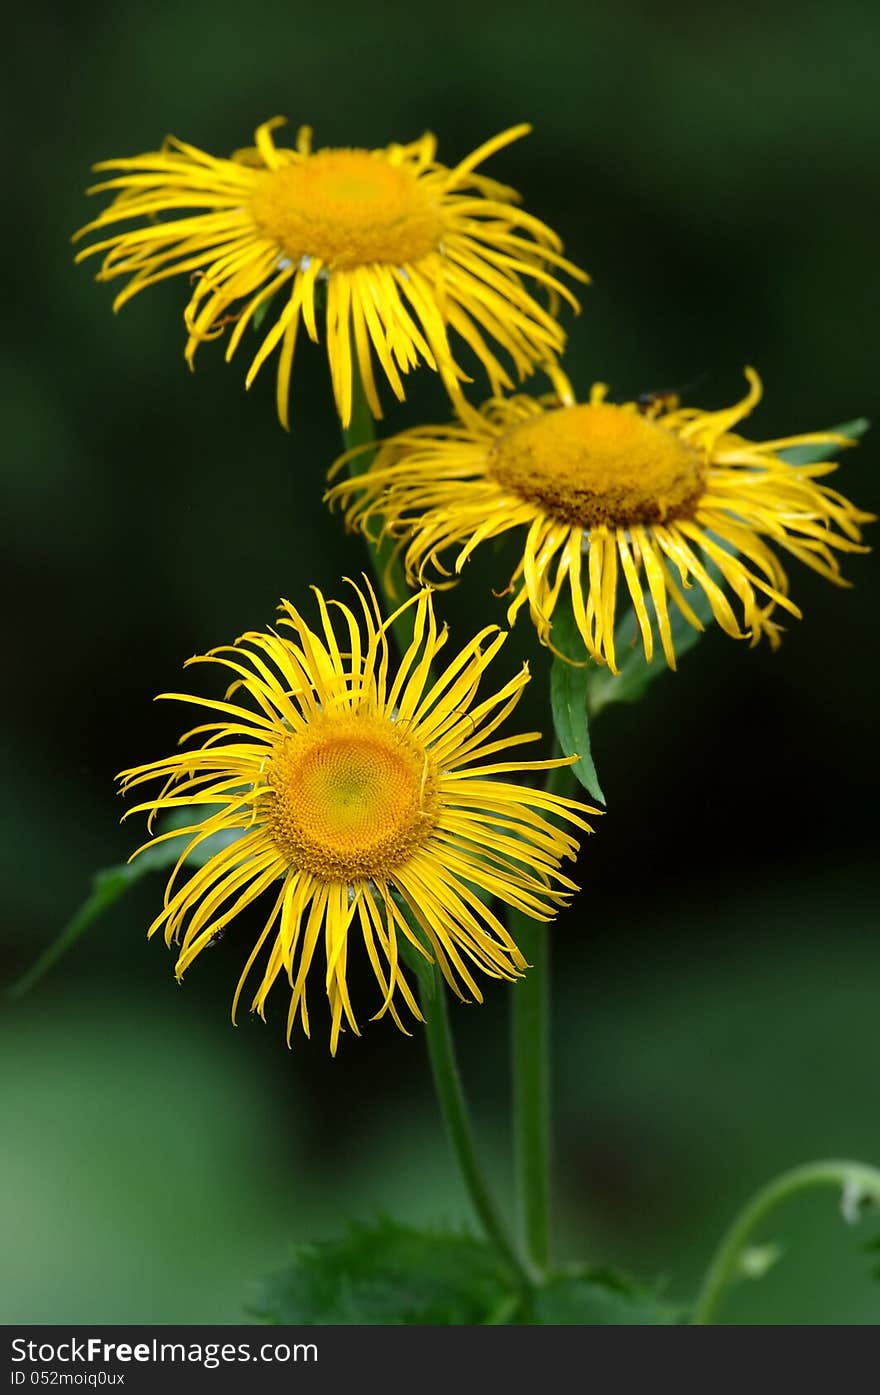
left=247, top=1220, right=679, bottom=1324
left=7, top=813, right=247, bottom=1000
left=2, top=0, right=879, bottom=1325
left=247, top=1221, right=518, bottom=1325
left=532, top=1269, right=680, bottom=1325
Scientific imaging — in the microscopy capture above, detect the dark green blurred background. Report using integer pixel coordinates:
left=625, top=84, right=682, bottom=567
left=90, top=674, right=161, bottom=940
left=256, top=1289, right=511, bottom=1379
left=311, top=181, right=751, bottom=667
left=3, top=0, right=879, bottom=1324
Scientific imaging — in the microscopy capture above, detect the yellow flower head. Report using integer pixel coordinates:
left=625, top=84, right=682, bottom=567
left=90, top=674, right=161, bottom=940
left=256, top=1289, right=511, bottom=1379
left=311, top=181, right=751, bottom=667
left=74, top=119, right=587, bottom=429
left=119, top=583, right=595, bottom=1052
left=331, top=369, right=872, bottom=670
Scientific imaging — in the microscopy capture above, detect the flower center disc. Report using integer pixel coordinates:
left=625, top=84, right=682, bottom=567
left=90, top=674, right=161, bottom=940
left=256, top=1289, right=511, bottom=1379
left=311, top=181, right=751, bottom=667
left=250, top=150, right=442, bottom=269
left=488, top=403, right=706, bottom=529
left=267, top=714, right=437, bottom=880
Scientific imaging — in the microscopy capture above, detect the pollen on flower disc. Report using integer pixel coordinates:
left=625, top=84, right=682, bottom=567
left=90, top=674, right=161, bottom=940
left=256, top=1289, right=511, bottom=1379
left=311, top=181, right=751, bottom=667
left=249, top=149, right=443, bottom=269
left=267, top=712, right=438, bottom=880
left=487, top=402, right=706, bottom=529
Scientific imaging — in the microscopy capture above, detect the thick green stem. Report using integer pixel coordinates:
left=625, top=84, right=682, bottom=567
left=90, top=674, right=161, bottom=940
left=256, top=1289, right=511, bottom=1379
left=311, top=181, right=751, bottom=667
left=692, top=1158, right=880, bottom=1324
left=338, top=360, right=527, bottom=1288
left=421, top=966, right=533, bottom=1290
left=510, top=758, right=577, bottom=1275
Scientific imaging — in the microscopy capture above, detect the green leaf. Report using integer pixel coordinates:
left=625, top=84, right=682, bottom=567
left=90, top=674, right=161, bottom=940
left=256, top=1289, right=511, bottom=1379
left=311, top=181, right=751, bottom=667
left=776, top=418, right=869, bottom=466
left=582, top=422, right=868, bottom=715
left=587, top=581, right=715, bottom=716
left=6, top=812, right=247, bottom=999
left=532, top=1267, right=681, bottom=1325
left=549, top=604, right=605, bottom=805
left=246, top=1222, right=688, bottom=1326
left=587, top=543, right=739, bottom=716
left=246, top=1219, right=516, bottom=1325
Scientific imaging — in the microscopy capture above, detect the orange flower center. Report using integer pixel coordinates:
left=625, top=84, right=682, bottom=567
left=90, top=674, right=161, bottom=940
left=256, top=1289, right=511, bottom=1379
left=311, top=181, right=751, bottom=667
left=249, top=149, right=442, bottom=269
left=488, top=402, right=706, bottom=529
left=267, top=712, right=438, bottom=880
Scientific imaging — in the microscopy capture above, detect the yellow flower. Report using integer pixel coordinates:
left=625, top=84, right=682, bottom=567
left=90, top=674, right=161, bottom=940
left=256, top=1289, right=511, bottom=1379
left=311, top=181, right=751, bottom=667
left=331, top=369, right=872, bottom=670
left=119, top=583, right=594, bottom=1051
left=74, top=119, right=587, bottom=429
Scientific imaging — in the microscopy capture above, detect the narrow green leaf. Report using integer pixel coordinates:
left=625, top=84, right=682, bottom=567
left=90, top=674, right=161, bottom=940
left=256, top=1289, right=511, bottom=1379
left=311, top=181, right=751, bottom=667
left=549, top=604, right=605, bottom=805
left=777, top=418, right=869, bottom=467
left=7, top=814, right=246, bottom=999
left=586, top=543, right=741, bottom=716
left=246, top=1219, right=515, bottom=1325
left=588, top=583, right=714, bottom=716
left=8, top=865, right=140, bottom=1000
left=583, top=423, right=868, bottom=714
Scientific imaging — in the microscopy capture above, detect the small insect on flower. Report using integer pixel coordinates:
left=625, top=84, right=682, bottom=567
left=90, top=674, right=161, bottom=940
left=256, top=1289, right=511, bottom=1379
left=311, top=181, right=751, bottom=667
left=635, top=373, right=708, bottom=418
left=74, top=119, right=587, bottom=429
left=119, top=583, right=596, bottom=1052
left=636, top=388, right=682, bottom=416
left=329, top=368, right=873, bottom=671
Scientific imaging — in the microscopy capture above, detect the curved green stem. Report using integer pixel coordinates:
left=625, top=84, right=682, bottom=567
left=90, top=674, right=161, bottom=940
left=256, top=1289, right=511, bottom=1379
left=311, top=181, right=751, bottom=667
left=338, top=361, right=528, bottom=1289
left=510, top=758, right=578, bottom=1276
left=692, top=1158, right=880, bottom=1324
left=421, top=965, right=534, bottom=1290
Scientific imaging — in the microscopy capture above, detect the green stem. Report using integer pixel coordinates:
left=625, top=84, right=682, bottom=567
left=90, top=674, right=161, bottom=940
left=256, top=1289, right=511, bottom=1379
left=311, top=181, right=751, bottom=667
left=341, top=368, right=414, bottom=652
left=692, top=1158, right=880, bottom=1324
left=510, top=758, right=577, bottom=1276
left=338, top=359, right=527, bottom=1288
left=510, top=911, right=551, bottom=1274
left=421, top=965, right=534, bottom=1290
